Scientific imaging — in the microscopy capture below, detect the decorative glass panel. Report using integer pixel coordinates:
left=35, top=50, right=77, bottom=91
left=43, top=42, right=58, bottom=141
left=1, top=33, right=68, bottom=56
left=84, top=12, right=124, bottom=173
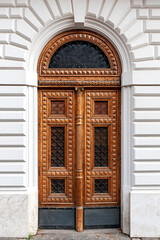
left=95, top=179, right=108, bottom=193
left=94, top=127, right=108, bottom=167
left=51, top=100, right=65, bottom=114
left=95, top=101, right=108, bottom=115
left=51, top=127, right=65, bottom=167
left=51, top=179, right=65, bottom=193
left=49, top=41, right=110, bottom=68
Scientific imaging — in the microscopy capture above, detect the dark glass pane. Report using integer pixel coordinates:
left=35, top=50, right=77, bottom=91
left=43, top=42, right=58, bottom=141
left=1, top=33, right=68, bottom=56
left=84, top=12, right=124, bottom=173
left=51, top=179, right=65, bottom=193
left=49, top=41, right=110, bottom=68
left=95, top=101, right=108, bottom=115
left=51, top=101, right=65, bottom=114
left=94, top=127, right=108, bottom=167
left=51, top=127, right=65, bottom=167
left=95, top=179, right=108, bottom=193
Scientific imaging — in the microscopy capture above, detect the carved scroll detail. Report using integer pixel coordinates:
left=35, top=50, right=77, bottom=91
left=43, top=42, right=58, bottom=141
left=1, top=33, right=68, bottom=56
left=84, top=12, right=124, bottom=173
left=38, top=79, right=120, bottom=87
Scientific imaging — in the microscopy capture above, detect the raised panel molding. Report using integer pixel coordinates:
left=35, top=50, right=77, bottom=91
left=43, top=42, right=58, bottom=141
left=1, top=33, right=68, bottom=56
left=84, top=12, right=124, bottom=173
left=39, top=90, right=75, bottom=206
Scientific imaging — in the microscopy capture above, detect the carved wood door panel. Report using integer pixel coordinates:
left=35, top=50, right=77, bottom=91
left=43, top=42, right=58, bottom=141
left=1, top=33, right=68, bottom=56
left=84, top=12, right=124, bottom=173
left=38, top=88, right=120, bottom=230
left=84, top=90, right=120, bottom=206
left=38, top=90, right=76, bottom=207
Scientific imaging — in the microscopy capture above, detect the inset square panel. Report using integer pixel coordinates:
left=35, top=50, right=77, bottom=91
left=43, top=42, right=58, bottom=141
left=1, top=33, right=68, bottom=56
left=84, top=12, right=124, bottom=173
left=51, top=100, right=65, bottom=115
left=94, top=179, right=108, bottom=193
left=51, top=179, right=65, bottom=193
left=94, top=101, right=108, bottom=115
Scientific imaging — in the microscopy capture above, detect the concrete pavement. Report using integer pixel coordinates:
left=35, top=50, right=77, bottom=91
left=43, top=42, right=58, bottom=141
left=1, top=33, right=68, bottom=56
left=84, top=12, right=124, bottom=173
left=1, top=229, right=160, bottom=240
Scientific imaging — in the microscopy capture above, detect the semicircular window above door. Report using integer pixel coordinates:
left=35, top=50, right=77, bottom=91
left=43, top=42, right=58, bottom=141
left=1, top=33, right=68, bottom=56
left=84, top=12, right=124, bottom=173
left=37, top=30, right=121, bottom=79
left=49, top=41, right=110, bottom=68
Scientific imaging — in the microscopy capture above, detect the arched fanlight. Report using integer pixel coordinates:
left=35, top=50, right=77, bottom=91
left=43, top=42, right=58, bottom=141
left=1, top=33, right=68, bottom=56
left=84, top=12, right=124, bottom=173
left=49, top=41, right=110, bottom=69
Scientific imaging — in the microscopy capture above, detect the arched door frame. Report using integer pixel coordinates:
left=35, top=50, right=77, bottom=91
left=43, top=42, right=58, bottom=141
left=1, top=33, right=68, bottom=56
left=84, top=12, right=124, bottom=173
left=27, top=18, right=132, bottom=235
left=38, top=30, right=121, bottom=231
left=37, top=30, right=121, bottom=83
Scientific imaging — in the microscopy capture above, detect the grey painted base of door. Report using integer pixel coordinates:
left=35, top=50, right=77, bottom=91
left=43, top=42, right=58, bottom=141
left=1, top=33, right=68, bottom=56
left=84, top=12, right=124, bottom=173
left=39, top=207, right=120, bottom=229
left=84, top=207, right=120, bottom=229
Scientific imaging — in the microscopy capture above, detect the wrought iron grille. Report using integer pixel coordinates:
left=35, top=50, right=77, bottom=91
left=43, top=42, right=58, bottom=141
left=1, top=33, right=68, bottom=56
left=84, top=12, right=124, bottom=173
left=51, top=101, right=65, bottom=114
left=51, top=127, right=65, bottom=167
left=95, top=101, right=108, bottom=115
left=94, top=179, right=108, bottom=193
left=49, top=41, right=110, bottom=68
left=51, top=179, right=65, bottom=193
left=94, top=127, right=108, bottom=167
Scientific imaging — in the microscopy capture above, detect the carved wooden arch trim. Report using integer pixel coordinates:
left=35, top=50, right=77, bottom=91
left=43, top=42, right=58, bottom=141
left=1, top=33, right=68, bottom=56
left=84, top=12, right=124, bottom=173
left=38, top=30, right=121, bottom=87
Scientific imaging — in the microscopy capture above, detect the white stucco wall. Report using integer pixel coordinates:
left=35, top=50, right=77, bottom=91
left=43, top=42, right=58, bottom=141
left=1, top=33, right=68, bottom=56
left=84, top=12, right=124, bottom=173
left=0, top=0, right=160, bottom=238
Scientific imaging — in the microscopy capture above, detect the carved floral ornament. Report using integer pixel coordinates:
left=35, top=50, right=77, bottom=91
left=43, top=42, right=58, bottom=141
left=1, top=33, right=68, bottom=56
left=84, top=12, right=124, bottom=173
left=37, top=30, right=121, bottom=87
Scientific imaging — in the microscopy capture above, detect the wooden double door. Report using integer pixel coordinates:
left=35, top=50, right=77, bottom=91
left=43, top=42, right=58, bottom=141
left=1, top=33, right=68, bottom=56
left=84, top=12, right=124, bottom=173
left=38, top=87, right=120, bottom=230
